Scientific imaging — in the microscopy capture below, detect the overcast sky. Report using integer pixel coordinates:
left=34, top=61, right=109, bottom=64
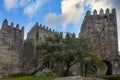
left=0, top=0, right=120, bottom=51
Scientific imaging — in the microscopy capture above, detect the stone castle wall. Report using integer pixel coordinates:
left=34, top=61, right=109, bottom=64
left=0, top=19, right=24, bottom=77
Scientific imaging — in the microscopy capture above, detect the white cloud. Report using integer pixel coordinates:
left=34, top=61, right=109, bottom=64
left=24, top=0, right=42, bottom=17
left=45, top=0, right=85, bottom=31
left=19, top=0, right=30, bottom=6
left=4, top=0, right=17, bottom=10
left=4, top=0, right=44, bottom=17
left=4, top=0, right=32, bottom=10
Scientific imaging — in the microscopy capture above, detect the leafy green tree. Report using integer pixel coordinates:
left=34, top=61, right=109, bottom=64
left=36, top=33, right=62, bottom=69
left=75, top=33, right=91, bottom=76
left=36, top=32, right=91, bottom=77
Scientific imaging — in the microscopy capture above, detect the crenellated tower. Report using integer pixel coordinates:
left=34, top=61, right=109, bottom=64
left=0, top=19, right=24, bottom=76
left=1, top=19, right=24, bottom=50
left=23, top=22, right=58, bottom=73
left=27, top=22, right=57, bottom=41
left=81, top=8, right=119, bottom=75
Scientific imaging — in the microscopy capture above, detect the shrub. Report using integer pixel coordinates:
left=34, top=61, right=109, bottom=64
left=90, top=55, right=107, bottom=75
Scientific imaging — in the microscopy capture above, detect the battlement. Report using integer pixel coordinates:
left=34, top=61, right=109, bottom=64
left=1, top=19, right=24, bottom=45
left=83, top=8, right=117, bottom=31
left=28, top=22, right=57, bottom=36
left=35, top=22, right=56, bottom=32
left=27, top=22, right=58, bottom=40
left=86, top=8, right=116, bottom=16
left=2, top=19, right=24, bottom=32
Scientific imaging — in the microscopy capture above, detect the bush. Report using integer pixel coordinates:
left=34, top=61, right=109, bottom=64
left=90, top=55, right=107, bottom=75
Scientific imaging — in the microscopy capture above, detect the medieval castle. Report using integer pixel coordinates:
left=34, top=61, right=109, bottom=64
left=0, top=8, right=119, bottom=77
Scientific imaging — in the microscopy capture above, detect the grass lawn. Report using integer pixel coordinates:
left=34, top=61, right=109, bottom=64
left=102, top=75, right=120, bottom=80
left=3, top=75, right=120, bottom=80
left=96, top=75, right=120, bottom=80
left=2, top=76, right=59, bottom=80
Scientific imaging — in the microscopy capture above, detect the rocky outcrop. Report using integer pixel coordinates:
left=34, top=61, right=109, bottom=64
left=35, top=68, right=54, bottom=77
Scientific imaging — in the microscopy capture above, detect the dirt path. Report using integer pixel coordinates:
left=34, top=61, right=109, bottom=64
left=54, top=76, right=105, bottom=80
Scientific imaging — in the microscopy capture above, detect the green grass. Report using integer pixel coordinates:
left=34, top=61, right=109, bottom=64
left=102, top=75, right=120, bottom=80
left=96, top=75, right=120, bottom=80
left=2, top=76, right=60, bottom=80
left=3, top=75, right=120, bottom=80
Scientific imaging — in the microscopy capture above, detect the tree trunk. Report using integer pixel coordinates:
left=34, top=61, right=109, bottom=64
left=85, top=62, right=88, bottom=77
left=80, top=61, right=83, bottom=76
left=63, top=63, right=70, bottom=77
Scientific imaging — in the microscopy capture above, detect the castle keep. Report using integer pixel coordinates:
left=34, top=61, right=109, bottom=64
left=81, top=8, right=119, bottom=74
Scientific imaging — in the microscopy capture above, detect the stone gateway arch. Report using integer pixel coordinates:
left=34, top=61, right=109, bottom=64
left=81, top=8, right=120, bottom=75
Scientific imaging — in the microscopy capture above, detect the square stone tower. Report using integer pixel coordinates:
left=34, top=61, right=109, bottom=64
left=81, top=8, right=119, bottom=74
left=81, top=8, right=118, bottom=60
left=0, top=19, right=24, bottom=77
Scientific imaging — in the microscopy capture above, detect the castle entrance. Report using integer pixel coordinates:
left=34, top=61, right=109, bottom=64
left=102, top=60, right=112, bottom=75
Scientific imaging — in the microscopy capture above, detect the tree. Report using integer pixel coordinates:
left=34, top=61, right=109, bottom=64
left=75, top=33, right=91, bottom=76
left=36, top=32, right=91, bottom=77
left=36, top=33, right=62, bottom=70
